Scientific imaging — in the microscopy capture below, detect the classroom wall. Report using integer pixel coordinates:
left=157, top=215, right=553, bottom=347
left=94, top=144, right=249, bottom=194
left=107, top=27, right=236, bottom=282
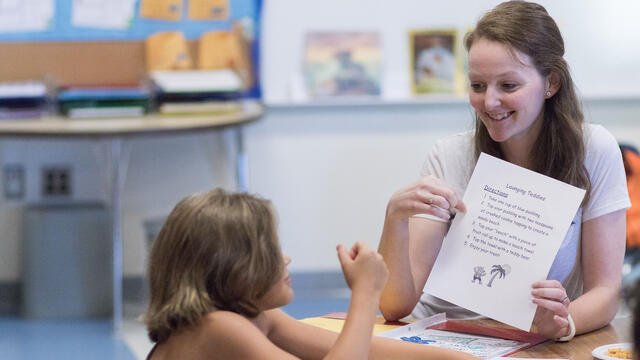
left=262, top=0, right=640, bottom=103
left=0, top=0, right=639, bottom=283
left=246, top=99, right=640, bottom=272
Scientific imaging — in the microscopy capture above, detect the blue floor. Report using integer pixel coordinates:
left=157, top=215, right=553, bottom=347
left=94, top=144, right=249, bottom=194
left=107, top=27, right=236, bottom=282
left=0, top=316, right=136, bottom=360
left=0, top=271, right=351, bottom=359
left=0, top=295, right=350, bottom=360
left=282, top=296, right=351, bottom=319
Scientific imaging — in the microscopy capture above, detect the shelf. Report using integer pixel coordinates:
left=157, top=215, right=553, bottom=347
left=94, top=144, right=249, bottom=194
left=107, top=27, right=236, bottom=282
left=0, top=101, right=264, bottom=138
left=266, top=95, right=469, bottom=110
left=266, top=93, right=640, bottom=111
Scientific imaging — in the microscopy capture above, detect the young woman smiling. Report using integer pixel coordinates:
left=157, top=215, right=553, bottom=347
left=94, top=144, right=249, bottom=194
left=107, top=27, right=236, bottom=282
left=378, top=1, right=630, bottom=342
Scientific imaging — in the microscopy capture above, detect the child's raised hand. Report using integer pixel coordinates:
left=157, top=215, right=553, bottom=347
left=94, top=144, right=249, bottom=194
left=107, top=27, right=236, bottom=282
left=337, top=242, right=389, bottom=295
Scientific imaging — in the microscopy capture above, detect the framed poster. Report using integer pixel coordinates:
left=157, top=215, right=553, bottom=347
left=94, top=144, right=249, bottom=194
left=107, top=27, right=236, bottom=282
left=410, top=29, right=462, bottom=95
left=303, top=32, right=381, bottom=98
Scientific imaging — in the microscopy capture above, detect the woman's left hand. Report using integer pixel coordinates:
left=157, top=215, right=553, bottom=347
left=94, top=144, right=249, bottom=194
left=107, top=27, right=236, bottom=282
left=531, top=280, right=571, bottom=339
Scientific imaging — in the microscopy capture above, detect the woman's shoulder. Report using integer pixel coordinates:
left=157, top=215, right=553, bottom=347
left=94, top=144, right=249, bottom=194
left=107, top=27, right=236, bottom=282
left=433, top=130, right=474, bottom=151
left=583, top=123, right=618, bottom=151
left=581, top=123, right=630, bottom=220
left=427, top=131, right=474, bottom=166
left=422, top=130, right=475, bottom=181
left=583, top=123, right=621, bottom=164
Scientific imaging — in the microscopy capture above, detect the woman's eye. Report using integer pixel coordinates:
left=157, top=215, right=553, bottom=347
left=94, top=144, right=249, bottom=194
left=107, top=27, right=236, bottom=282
left=501, top=83, right=518, bottom=91
left=470, top=83, right=485, bottom=92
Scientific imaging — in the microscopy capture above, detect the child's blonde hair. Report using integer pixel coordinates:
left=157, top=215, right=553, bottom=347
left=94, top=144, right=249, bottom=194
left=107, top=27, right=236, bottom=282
left=143, top=188, right=282, bottom=343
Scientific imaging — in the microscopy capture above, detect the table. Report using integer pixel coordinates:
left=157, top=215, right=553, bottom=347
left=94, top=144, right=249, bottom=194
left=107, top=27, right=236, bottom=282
left=0, top=101, right=263, bottom=330
left=302, top=315, right=633, bottom=358
left=507, top=316, right=631, bottom=358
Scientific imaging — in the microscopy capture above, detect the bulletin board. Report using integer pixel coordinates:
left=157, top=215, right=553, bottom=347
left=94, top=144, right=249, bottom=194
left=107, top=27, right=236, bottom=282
left=0, top=0, right=262, bottom=97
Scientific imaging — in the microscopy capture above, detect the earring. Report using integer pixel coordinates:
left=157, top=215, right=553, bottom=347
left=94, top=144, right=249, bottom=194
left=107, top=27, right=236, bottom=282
left=545, top=91, right=551, bottom=97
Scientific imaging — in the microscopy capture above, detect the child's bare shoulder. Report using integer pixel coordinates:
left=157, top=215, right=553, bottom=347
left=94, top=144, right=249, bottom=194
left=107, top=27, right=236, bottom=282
left=199, top=310, right=255, bottom=335
left=195, top=311, right=292, bottom=359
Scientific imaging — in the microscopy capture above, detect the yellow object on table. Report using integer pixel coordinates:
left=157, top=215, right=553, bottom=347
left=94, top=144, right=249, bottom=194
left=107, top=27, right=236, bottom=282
left=608, top=347, right=633, bottom=359
left=300, top=316, right=402, bottom=335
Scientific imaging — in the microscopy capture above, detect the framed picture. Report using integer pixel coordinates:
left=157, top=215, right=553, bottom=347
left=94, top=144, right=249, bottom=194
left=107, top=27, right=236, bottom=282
left=410, top=29, right=462, bottom=95
left=303, top=32, right=381, bottom=98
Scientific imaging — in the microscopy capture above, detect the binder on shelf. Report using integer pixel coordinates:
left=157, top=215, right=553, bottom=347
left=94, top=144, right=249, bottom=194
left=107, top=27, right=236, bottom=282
left=57, top=86, right=150, bottom=119
left=150, top=70, right=245, bottom=115
left=0, top=81, right=48, bottom=120
left=150, top=70, right=243, bottom=93
left=158, top=101, right=243, bottom=115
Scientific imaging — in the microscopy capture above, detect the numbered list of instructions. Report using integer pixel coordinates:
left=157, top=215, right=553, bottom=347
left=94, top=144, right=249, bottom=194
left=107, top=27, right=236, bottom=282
left=425, top=153, right=585, bottom=331
left=470, top=184, right=551, bottom=261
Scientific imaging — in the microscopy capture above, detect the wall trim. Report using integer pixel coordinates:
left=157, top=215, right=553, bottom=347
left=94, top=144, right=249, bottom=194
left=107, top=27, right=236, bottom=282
left=0, top=271, right=348, bottom=315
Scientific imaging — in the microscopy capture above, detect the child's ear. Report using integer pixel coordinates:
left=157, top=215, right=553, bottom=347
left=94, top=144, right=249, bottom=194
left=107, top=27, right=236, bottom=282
left=546, top=72, right=560, bottom=97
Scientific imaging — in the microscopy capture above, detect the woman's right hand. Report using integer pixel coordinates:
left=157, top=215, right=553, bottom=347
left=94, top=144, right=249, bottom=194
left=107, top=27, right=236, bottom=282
left=385, top=175, right=467, bottom=222
left=337, top=242, right=388, bottom=295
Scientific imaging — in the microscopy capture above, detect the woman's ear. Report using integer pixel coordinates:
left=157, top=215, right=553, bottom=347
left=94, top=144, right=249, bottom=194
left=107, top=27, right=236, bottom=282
left=546, top=72, right=560, bottom=97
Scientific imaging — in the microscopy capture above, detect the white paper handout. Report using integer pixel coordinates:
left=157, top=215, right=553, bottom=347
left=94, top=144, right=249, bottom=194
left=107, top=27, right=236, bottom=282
left=377, top=313, right=540, bottom=359
left=424, top=152, right=585, bottom=330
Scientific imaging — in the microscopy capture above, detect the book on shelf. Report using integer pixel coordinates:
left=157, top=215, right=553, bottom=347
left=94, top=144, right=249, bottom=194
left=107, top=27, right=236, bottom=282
left=0, top=108, right=47, bottom=120
left=158, top=101, right=242, bottom=115
left=66, top=106, right=146, bottom=119
left=0, top=81, right=48, bottom=120
left=150, top=69, right=243, bottom=93
left=57, top=86, right=150, bottom=118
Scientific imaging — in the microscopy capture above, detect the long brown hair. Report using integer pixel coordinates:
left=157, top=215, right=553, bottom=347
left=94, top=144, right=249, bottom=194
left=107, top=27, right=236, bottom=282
left=143, top=188, right=282, bottom=343
left=466, top=1, right=591, bottom=201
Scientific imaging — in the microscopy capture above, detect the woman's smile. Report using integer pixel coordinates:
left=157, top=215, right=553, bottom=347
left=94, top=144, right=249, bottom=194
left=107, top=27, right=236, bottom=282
left=485, top=111, right=515, bottom=121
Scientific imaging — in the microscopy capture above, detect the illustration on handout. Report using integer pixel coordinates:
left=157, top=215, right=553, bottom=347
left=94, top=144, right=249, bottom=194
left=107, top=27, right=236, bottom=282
left=471, top=266, right=486, bottom=284
left=471, top=264, right=511, bottom=287
left=487, top=264, right=511, bottom=287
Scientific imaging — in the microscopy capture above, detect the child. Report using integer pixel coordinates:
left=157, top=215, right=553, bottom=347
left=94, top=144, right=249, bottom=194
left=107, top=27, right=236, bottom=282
left=143, top=188, right=477, bottom=359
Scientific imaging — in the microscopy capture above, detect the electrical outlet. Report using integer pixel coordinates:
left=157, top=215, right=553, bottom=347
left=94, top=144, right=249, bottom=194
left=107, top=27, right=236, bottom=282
left=41, top=166, right=72, bottom=197
left=3, top=164, right=25, bottom=200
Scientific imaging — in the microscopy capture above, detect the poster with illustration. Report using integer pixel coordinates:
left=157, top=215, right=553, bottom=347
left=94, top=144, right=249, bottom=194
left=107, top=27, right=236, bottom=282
left=410, top=29, right=462, bottom=95
left=303, top=32, right=381, bottom=98
left=424, top=153, right=585, bottom=330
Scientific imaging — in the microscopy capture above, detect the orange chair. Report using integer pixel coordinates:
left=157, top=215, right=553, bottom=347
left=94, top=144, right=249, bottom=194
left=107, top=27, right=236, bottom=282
left=622, top=146, right=640, bottom=262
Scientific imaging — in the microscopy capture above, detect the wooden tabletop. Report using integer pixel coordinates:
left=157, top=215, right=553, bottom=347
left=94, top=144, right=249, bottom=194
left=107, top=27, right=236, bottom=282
left=0, top=101, right=263, bottom=138
left=461, top=316, right=632, bottom=358
left=302, top=315, right=633, bottom=358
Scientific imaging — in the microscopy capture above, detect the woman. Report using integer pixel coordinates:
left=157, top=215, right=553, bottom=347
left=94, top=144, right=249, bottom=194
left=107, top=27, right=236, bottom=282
left=144, top=188, right=477, bottom=359
left=378, top=1, right=630, bottom=341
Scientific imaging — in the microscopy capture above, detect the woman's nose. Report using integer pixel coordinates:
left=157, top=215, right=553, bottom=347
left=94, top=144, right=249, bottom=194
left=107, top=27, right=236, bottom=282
left=283, top=254, right=291, bottom=265
left=484, top=87, right=501, bottom=110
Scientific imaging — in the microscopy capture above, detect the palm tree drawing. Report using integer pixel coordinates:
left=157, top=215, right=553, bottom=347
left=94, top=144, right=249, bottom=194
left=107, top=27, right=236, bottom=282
left=487, top=264, right=511, bottom=287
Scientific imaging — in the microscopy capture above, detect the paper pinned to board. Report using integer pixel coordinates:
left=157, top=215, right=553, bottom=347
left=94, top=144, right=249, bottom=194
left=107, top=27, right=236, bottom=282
left=72, top=0, right=136, bottom=29
left=189, top=0, right=229, bottom=20
left=0, top=0, right=53, bottom=32
left=139, top=0, right=181, bottom=21
left=424, top=153, right=585, bottom=331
